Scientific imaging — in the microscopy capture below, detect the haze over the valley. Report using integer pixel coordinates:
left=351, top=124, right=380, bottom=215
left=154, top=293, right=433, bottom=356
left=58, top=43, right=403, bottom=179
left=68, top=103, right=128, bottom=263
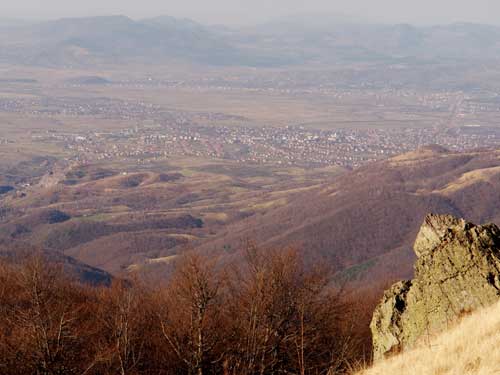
left=0, top=0, right=498, bottom=279
left=4, top=0, right=500, bottom=26
left=0, top=1, right=499, bottom=374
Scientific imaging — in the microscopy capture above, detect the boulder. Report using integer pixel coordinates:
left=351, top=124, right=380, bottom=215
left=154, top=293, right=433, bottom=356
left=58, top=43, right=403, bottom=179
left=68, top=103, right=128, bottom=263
left=371, top=214, right=500, bottom=360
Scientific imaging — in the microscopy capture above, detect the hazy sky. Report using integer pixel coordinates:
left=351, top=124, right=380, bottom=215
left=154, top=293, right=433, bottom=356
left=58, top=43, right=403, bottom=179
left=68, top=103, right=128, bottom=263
left=4, top=0, right=500, bottom=26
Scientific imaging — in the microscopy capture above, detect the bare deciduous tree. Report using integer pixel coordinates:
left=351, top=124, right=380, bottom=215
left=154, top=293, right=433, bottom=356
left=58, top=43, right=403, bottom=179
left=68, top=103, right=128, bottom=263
left=159, top=253, right=222, bottom=375
left=0, top=249, right=377, bottom=375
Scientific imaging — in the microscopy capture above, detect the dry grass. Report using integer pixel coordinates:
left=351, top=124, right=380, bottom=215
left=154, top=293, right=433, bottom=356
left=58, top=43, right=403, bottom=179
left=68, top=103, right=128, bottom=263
left=437, top=166, right=500, bottom=194
left=249, top=197, right=288, bottom=211
left=359, top=300, right=500, bottom=375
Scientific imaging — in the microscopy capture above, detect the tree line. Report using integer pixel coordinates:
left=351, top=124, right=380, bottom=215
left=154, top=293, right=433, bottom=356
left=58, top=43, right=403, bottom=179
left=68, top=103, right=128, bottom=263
left=0, top=246, right=378, bottom=375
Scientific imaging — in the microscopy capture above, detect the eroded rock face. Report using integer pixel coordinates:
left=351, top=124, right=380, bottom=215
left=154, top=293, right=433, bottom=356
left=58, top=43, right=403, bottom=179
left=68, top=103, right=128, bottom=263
left=371, top=214, right=500, bottom=360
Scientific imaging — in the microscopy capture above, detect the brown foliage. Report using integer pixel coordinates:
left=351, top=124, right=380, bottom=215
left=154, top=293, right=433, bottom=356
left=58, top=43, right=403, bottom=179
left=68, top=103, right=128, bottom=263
left=222, top=246, right=352, bottom=375
left=158, top=253, right=224, bottom=375
left=0, top=248, right=380, bottom=375
left=0, top=257, right=97, bottom=374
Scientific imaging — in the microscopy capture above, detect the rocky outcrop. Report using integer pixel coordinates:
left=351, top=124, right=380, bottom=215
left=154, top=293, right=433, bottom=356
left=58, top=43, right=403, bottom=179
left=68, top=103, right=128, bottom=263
left=370, top=214, right=500, bottom=360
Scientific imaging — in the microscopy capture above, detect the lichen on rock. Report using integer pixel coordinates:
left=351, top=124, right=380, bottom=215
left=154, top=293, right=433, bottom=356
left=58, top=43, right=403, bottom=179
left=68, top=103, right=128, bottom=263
left=370, top=214, right=500, bottom=360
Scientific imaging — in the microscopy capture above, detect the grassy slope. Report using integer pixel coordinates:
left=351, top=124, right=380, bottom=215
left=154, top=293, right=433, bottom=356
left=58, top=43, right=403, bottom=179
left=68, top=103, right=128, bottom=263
left=359, top=300, right=500, bottom=375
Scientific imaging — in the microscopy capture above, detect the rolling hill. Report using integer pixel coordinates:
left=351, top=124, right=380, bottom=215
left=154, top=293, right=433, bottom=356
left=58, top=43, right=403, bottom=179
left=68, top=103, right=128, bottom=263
left=0, top=159, right=341, bottom=275
left=0, top=237, right=112, bottom=285
left=0, top=147, right=497, bottom=287
left=196, top=147, right=500, bottom=283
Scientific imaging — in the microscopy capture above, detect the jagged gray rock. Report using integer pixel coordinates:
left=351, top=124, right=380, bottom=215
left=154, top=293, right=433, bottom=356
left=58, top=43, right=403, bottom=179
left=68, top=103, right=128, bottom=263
left=370, top=214, right=500, bottom=360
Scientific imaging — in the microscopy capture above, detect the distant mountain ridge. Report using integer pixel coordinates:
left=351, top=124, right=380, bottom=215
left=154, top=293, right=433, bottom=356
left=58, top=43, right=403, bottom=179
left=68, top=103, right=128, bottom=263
left=3, top=15, right=500, bottom=66
left=0, top=15, right=289, bottom=67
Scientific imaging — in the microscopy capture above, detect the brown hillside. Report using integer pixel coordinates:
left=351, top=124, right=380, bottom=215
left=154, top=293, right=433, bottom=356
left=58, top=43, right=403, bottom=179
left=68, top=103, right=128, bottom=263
left=0, top=148, right=498, bottom=284
left=0, top=160, right=337, bottom=275
left=197, top=148, right=500, bottom=283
